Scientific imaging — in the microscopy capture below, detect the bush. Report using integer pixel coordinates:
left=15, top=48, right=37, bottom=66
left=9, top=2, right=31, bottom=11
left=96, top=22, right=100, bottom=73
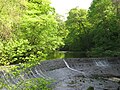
left=87, top=47, right=120, bottom=57
left=0, top=78, right=52, bottom=90
left=0, top=39, right=45, bottom=65
left=87, top=47, right=104, bottom=57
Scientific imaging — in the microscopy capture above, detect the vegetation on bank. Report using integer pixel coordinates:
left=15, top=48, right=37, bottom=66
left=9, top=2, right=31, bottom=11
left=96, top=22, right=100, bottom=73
left=0, top=78, right=52, bottom=90
left=64, top=0, right=120, bottom=57
left=0, top=0, right=65, bottom=89
left=0, top=0, right=119, bottom=65
left=0, top=0, right=67, bottom=66
left=0, top=0, right=120, bottom=89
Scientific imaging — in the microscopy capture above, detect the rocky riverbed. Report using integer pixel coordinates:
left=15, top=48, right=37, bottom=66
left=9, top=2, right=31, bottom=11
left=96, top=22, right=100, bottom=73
left=0, top=58, right=120, bottom=90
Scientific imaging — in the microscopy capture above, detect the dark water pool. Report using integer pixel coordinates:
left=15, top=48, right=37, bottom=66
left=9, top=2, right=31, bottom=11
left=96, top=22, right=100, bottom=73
left=47, top=51, right=86, bottom=60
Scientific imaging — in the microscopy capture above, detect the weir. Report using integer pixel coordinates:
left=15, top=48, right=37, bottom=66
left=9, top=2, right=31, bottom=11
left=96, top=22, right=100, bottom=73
left=0, top=58, right=120, bottom=90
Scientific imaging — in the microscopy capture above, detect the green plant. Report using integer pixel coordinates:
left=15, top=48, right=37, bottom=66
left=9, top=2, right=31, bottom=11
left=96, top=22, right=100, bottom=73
left=87, top=86, right=94, bottom=90
left=0, top=78, right=52, bottom=90
left=0, top=39, right=46, bottom=65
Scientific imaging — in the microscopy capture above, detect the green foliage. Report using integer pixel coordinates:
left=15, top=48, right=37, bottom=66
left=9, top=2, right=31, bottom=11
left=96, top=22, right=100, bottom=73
left=0, top=39, right=46, bottom=65
left=0, top=0, right=65, bottom=65
left=87, top=0, right=120, bottom=57
left=55, top=14, right=69, bottom=50
left=0, top=0, right=120, bottom=89
left=65, top=8, right=92, bottom=51
left=0, top=0, right=24, bottom=40
left=88, top=0, right=115, bottom=24
left=15, top=78, right=52, bottom=90
left=64, top=0, right=120, bottom=57
left=87, top=47, right=120, bottom=57
left=0, top=78, right=52, bottom=90
left=0, top=0, right=64, bottom=89
left=87, top=86, right=94, bottom=90
left=17, top=0, right=64, bottom=53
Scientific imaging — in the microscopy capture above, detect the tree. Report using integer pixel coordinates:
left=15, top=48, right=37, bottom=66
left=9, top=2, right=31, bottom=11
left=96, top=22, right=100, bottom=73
left=17, top=0, right=64, bottom=52
left=0, top=0, right=23, bottom=40
left=55, top=14, right=68, bottom=50
left=0, top=0, right=65, bottom=65
left=88, top=0, right=120, bottom=57
left=65, top=8, right=91, bottom=51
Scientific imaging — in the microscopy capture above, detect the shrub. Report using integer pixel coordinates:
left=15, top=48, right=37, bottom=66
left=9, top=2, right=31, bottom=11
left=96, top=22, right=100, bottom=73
left=0, top=39, right=45, bottom=65
left=0, top=78, right=52, bottom=90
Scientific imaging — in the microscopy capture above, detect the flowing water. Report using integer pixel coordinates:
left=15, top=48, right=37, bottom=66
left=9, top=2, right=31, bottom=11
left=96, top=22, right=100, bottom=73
left=45, top=58, right=120, bottom=90
left=0, top=55, right=120, bottom=90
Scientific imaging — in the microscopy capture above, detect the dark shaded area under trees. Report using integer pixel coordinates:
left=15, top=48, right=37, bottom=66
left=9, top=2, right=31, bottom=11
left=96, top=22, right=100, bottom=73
left=63, top=0, right=120, bottom=57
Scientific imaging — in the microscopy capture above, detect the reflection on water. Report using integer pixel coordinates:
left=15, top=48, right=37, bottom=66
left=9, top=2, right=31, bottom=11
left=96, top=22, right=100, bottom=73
left=47, top=51, right=86, bottom=60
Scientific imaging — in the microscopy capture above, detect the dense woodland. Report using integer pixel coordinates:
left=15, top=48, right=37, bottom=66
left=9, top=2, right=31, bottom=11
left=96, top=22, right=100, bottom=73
left=0, top=0, right=67, bottom=66
left=64, top=0, right=120, bottom=57
left=0, top=0, right=120, bottom=89
left=0, top=0, right=120, bottom=66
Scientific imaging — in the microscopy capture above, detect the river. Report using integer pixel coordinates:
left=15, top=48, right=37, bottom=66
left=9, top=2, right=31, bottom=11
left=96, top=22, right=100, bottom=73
left=47, top=51, right=86, bottom=60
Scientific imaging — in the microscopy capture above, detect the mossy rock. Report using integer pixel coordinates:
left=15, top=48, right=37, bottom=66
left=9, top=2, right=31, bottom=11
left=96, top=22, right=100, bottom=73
left=87, top=86, right=94, bottom=90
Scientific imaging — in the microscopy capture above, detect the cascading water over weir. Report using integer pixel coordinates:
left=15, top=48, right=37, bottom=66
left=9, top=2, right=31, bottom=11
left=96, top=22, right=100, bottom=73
left=0, top=58, right=120, bottom=90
